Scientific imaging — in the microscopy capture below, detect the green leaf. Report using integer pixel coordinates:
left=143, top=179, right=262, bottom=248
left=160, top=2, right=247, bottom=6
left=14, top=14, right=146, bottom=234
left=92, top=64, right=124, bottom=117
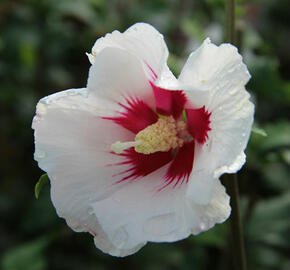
left=252, top=126, right=268, bottom=137
left=34, top=174, right=49, bottom=199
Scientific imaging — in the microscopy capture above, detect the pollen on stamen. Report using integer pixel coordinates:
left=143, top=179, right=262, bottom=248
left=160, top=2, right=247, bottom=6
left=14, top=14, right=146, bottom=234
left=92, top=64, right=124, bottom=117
left=135, top=116, right=184, bottom=154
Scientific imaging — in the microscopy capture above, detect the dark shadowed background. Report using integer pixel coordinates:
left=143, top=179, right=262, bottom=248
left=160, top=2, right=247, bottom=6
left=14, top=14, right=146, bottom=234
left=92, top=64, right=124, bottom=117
left=0, top=0, right=289, bottom=269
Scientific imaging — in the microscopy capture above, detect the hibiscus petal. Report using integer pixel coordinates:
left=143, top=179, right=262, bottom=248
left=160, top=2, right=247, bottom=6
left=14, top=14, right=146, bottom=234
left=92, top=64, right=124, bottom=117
left=187, top=178, right=231, bottom=234
left=178, top=38, right=250, bottom=93
left=90, top=170, right=230, bottom=256
left=90, top=167, right=188, bottom=255
left=187, top=90, right=253, bottom=201
left=151, top=82, right=187, bottom=119
left=87, top=23, right=169, bottom=78
left=87, top=47, right=155, bottom=114
left=209, top=88, right=254, bottom=177
left=90, top=166, right=178, bottom=254
left=32, top=88, right=136, bottom=251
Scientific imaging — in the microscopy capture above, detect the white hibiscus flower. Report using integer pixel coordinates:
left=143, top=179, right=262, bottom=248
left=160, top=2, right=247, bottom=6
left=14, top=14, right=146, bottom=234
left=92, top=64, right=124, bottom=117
left=32, top=23, right=254, bottom=257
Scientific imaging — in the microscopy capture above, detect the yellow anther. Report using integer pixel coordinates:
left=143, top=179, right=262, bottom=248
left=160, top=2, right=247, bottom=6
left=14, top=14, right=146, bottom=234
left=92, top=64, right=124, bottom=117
left=135, top=116, right=184, bottom=154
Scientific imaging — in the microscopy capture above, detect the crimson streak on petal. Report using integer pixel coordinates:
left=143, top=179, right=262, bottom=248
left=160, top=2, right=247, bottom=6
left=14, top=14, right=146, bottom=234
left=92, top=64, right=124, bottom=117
left=186, top=106, right=211, bottom=144
left=150, top=82, right=186, bottom=119
left=160, top=141, right=195, bottom=190
left=103, top=97, right=158, bottom=134
left=114, top=148, right=173, bottom=184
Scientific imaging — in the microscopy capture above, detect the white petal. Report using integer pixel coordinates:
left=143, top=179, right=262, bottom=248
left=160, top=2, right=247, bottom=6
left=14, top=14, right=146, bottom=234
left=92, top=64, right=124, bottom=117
left=189, top=87, right=253, bottom=205
left=32, top=88, right=135, bottom=252
left=90, top=169, right=231, bottom=256
left=87, top=23, right=169, bottom=78
left=209, top=87, right=254, bottom=176
left=87, top=47, right=155, bottom=114
left=214, top=152, right=246, bottom=178
left=179, top=38, right=251, bottom=94
left=189, top=178, right=231, bottom=235
left=179, top=38, right=254, bottom=191
left=90, top=167, right=188, bottom=255
left=186, top=171, right=214, bottom=205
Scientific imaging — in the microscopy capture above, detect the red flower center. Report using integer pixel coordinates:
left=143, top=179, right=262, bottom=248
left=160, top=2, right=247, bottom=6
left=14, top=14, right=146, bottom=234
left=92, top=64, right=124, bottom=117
left=104, top=77, right=211, bottom=189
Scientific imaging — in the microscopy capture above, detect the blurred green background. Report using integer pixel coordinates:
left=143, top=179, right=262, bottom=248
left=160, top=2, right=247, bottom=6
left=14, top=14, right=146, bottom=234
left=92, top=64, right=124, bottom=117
left=0, top=0, right=289, bottom=269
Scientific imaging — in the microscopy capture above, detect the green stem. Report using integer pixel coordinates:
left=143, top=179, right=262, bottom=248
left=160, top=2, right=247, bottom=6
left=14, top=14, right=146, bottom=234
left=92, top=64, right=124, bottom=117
left=224, top=174, right=247, bottom=270
left=225, top=1, right=248, bottom=270
left=226, top=0, right=236, bottom=45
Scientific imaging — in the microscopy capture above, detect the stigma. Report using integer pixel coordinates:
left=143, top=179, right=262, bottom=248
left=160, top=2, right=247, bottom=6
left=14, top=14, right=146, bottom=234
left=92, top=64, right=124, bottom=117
left=111, top=116, right=187, bottom=155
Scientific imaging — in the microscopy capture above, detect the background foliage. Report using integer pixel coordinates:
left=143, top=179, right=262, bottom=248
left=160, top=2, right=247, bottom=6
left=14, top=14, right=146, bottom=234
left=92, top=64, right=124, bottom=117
left=0, top=0, right=289, bottom=269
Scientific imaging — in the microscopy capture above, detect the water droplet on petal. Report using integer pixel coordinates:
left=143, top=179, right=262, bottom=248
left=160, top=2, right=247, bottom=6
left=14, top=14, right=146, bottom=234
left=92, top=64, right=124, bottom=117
left=199, top=222, right=206, bottom=231
left=229, top=89, right=236, bottom=95
left=88, top=207, right=94, bottom=215
left=35, top=149, right=46, bottom=159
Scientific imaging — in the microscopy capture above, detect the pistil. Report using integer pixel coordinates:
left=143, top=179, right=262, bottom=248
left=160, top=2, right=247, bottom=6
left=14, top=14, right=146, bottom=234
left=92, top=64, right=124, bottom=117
left=111, top=140, right=141, bottom=154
